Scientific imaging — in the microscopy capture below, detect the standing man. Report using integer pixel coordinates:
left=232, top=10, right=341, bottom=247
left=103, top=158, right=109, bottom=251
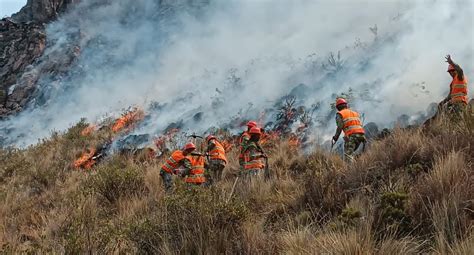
left=239, top=121, right=258, bottom=169
left=332, top=98, right=366, bottom=162
left=242, top=127, right=267, bottom=177
left=159, top=142, right=196, bottom=191
left=440, top=55, right=469, bottom=116
left=205, top=135, right=227, bottom=182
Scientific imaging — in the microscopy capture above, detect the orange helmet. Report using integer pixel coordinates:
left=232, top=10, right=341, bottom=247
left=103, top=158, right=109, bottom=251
left=184, top=142, right=196, bottom=151
left=447, top=64, right=455, bottom=72
left=247, top=121, right=257, bottom=128
left=336, top=98, right=347, bottom=106
left=249, top=126, right=262, bottom=135
left=206, top=135, right=216, bottom=143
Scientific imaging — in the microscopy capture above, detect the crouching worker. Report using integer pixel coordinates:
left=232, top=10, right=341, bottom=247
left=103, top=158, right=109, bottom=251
left=205, top=135, right=227, bottom=182
left=242, top=127, right=267, bottom=178
left=160, top=142, right=196, bottom=191
left=332, top=98, right=366, bottom=163
left=182, top=148, right=207, bottom=186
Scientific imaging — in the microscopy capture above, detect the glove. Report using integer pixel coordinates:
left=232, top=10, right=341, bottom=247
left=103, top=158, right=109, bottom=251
left=332, top=136, right=338, bottom=142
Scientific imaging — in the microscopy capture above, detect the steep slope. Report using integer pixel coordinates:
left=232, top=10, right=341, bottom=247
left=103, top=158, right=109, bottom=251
left=1, top=0, right=472, bottom=148
left=0, top=113, right=472, bottom=253
left=0, top=0, right=75, bottom=117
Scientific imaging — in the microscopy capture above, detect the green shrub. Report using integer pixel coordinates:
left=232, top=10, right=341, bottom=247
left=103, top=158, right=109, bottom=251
left=375, top=192, right=411, bottom=236
left=87, top=157, right=147, bottom=204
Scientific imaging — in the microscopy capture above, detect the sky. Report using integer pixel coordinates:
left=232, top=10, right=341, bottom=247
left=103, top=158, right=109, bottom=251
left=0, top=0, right=26, bottom=17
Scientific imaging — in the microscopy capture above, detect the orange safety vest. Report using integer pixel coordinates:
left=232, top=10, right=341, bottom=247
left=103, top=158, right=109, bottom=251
left=339, top=109, right=365, bottom=137
left=161, top=150, right=185, bottom=174
left=184, top=155, right=206, bottom=184
left=243, top=144, right=265, bottom=170
left=450, top=75, right=468, bottom=104
left=238, top=131, right=250, bottom=162
left=208, top=140, right=227, bottom=163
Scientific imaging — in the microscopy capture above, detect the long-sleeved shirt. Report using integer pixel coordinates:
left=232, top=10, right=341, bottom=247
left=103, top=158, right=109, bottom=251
left=334, top=112, right=344, bottom=139
left=445, top=62, right=465, bottom=102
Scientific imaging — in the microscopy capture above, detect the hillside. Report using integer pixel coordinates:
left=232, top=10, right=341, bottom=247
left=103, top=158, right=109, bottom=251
left=0, top=1, right=473, bottom=253
left=0, top=112, right=472, bottom=253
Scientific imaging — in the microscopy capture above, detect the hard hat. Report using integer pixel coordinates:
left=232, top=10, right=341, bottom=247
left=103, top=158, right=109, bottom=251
left=249, top=126, right=262, bottom=135
left=184, top=142, right=196, bottom=151
left=335, top=98, right=348, bottom=107
left=246, top=121, right=257, bottom=128
left=447, top=64, right=455, bottom=72
left=206, top=135, right=216, bottom=142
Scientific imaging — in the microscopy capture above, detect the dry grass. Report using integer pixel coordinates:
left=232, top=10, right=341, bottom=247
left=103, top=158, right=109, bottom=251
left=0, top=114, right=473, bottom=253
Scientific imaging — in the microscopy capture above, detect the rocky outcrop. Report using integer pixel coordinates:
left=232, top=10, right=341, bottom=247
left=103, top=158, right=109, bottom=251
left=0, top=19, right=46, bottom=115
left=11, top=0, right=76, bottom=23
left=0, top=0, right=77, bottom=117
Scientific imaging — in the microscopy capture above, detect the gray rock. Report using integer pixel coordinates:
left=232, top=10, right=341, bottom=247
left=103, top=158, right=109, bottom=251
left=0, top=0, right=76, bottom=118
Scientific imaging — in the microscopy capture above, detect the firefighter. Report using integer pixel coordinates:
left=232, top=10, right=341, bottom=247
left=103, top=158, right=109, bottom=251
left=440, top=55, right=469, bottom=116
left=205, top=135, right=227, bottom=182
left=242, top=126, right=267, bottom=177
left=239, top=121, right=258, bottom=169
left=159, top=142, right=196, bottom=191
left=332, top=98, right=366, bottom=162
left=182, top=149, right=207, bottom=186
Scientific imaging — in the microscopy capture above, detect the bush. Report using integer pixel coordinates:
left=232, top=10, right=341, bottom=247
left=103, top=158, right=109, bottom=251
left=375, top=192, right=411, bottom=236
left=87, top=157, right=147, bottom=204
left=1, top=114, right=473, bottom=253
left=125, top=185, right=249, bottom=253
left=301, top=151, right=347, bottom=222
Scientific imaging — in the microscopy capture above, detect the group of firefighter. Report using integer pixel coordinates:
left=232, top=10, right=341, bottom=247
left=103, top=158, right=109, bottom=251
left=159, top=121, right=267, bottom=190
left=159, top=55, right=469, bottom=190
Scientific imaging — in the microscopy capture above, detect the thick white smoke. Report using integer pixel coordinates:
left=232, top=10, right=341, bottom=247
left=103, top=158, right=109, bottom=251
left=1, top=0, right=472, bottom=147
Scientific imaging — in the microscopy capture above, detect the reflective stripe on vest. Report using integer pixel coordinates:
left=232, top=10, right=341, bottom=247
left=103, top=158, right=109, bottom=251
left=209, top=140, right=227, bottom=163
left=450, top=75, right=468, bottom=104
left=339, top=109, right=365, bottom=137
left=243, top=144, right=265, bottom=170
left=161, top=150, right=185, bottom=173
left=184, top=155, right=206, bottom=184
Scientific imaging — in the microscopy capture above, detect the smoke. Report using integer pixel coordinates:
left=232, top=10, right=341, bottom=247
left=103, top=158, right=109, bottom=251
left=1, top=0, right=473, bottom=147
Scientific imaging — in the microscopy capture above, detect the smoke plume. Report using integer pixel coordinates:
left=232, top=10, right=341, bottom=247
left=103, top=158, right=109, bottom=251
left=1, top=0, right=472, bottom=147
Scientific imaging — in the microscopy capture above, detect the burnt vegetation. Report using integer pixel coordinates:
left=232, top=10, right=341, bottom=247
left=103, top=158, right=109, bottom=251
left=0, top=111, right=473, bottom=254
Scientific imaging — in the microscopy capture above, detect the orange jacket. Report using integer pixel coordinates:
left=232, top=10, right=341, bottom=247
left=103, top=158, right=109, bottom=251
left=184, top=155, right=206, bottom=184
left=339, top=109, right=365, bottom=137
left=243, top=142, right=265, bottom=170
left=161, top=150, right=185, bottom=174
left=208, top=140, right=227, bottom=163
left=450, top=75, right=468, bottom=104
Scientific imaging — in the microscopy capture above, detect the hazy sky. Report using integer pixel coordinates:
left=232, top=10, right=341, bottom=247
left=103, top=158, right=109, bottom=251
left=0, top=0, right=26, bottom=17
